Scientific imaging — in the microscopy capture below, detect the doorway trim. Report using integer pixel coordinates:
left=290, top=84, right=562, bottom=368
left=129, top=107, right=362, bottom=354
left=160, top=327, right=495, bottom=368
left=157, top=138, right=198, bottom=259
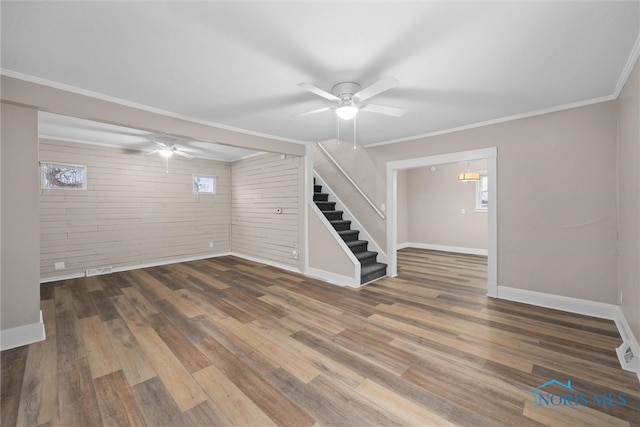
left=386, top=147, right=497, bottom=297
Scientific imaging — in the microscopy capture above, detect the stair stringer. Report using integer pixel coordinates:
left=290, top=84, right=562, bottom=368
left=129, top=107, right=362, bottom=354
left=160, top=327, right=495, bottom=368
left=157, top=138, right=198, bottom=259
left=307, top=201, right=361, bottom=287
left=313, top=171, right=388, bottom=265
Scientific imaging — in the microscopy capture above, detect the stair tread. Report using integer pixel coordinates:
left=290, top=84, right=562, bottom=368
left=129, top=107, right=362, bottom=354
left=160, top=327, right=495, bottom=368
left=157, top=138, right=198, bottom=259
left=345, top=240, right=368, bottom=246
left=338, top=230, right=359, bottom=235
left=354, top=250, right=378, bottom=260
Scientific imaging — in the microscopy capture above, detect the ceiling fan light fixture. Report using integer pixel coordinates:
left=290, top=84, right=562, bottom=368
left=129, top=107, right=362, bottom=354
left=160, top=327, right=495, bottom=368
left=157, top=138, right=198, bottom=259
left=335, top=101, right=359, bottom=120
left=159, top=148, right=173, bottom=158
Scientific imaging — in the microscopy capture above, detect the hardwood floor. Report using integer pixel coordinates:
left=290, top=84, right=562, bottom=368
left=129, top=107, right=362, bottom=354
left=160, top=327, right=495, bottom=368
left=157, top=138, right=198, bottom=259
left=2, top=248, right=639, bottom=426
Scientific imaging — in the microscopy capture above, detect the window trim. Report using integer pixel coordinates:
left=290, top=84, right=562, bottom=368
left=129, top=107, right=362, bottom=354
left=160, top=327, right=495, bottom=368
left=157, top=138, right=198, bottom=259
left=475, top=171, right=488, bottom=212
left=40, top=161, right=87, bottom=190
left=192, top=174, right=217, bottom=194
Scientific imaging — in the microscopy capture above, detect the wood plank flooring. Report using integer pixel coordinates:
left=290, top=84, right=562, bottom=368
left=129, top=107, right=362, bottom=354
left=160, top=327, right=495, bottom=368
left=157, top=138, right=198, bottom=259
left=2, top=248, right=639, bottom=426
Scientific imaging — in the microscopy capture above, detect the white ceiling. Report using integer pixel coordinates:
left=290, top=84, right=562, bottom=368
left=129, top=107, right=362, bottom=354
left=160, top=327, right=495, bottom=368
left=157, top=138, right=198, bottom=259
left=2, top=2, right=639, bottom=147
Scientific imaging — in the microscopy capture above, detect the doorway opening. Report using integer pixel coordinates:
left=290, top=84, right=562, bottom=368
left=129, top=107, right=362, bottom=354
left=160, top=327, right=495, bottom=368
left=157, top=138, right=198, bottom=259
left=386, top=148, right=497, bottom=296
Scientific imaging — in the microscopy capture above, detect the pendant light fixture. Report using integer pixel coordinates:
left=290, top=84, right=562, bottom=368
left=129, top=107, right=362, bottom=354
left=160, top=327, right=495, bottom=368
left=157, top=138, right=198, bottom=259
left=458, top=162, right=480, bottom=181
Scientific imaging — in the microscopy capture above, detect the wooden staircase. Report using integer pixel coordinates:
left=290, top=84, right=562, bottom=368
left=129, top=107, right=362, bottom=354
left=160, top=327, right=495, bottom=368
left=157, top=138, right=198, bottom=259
left=313, top=179, right=387, bottom=284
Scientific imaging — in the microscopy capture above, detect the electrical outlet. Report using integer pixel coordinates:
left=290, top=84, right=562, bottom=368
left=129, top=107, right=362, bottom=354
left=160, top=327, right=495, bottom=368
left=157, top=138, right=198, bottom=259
left=461, top=208, right=466, bottom=214
left=381, top=203, right=386, bottom=211
left=209, top=241, right=213, bottom=248
left=54, top=262, right=65, bottom=271
left=292, top=250, right=298, bottom=259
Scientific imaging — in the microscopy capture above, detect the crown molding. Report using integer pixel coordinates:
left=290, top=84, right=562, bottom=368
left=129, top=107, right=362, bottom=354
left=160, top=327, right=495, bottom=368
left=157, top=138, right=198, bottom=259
left=365, top=95, right=616, bottom=148
left=614, top=33, right=640, bottom=98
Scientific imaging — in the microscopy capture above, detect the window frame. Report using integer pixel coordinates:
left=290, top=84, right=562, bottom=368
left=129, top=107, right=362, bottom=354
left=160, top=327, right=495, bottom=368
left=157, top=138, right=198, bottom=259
left=475, top=171, right=488, bottom=212
left=192, top=174, right=217, bottom=194
left=40, top=161, right=87, bottom=190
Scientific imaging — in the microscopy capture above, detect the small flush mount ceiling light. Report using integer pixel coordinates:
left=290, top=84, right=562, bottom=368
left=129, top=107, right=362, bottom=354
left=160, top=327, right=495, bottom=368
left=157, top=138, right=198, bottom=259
left=458, top=162, right=480, bottom=181
left=335, top=100, right=359, bottom=120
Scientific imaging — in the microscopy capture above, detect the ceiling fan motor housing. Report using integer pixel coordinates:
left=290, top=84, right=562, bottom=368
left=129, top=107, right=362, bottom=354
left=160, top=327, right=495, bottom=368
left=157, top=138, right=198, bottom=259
left=332, top=82, right=361, bottom=100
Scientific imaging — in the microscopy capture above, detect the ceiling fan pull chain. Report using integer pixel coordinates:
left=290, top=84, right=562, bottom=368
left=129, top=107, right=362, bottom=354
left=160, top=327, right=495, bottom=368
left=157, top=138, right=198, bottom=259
left=337, top=115, right=340, bottom=144
left=353, top=115, right=357, bottom=150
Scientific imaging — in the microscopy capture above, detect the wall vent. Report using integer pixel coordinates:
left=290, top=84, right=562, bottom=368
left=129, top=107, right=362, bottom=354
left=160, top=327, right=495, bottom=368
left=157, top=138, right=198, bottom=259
left=86, top=266, right=113, bottom=277
left=616, top=343, right=638, bottom=373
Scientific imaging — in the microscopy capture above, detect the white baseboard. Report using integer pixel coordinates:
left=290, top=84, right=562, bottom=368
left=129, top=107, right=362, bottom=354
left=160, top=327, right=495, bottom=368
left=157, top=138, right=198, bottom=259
left=306, top=267, right=359, bottom=288
left=38, top=251, right=302, bottom=283
left=40, top=272, right=86, bottom=282
left=40, top=252, right=233, bottom=283
left=0, top=310, right=46, bottom=351
left=496, top=285, right=639, bottom=382
left=613, top=306, right=640, bottom=381
left=230, top=252, right=301, bottom=274
left=401, top=242, right=488, bottom=256
left=496, top=286, right=619, bottom=319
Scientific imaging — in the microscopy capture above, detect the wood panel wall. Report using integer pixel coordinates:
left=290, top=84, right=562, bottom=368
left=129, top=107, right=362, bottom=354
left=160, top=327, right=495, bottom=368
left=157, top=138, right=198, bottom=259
left=39, top=139, right=231, bottom=280
left=231, top=153, right=301, bottom=269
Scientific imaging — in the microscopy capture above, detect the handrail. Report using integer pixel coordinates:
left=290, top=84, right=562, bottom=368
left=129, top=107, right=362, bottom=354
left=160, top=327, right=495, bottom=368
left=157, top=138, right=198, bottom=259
left=317, top=142, right=386, bottom=220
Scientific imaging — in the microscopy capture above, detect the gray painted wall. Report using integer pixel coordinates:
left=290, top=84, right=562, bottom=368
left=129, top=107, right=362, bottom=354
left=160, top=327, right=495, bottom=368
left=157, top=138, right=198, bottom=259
left=1, top=103, right=41, bottom=330
left=401, top=161, right=488, bottom=251
left=618, top=58, right=640, bottom=342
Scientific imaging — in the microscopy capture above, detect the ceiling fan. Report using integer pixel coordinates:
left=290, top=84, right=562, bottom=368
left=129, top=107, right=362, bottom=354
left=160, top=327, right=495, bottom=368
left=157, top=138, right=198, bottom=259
left=295, top=76, right=405, bottom=120
left=149, top=135, right=194, bottom=159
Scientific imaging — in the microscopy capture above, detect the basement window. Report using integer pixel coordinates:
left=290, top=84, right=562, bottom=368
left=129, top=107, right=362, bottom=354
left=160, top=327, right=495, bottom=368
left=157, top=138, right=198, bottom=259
left=41, top=162, right=87, bottom=190
left=475, top=172, right=488, bottom=212
left=193, top=174, right=217, bottom=194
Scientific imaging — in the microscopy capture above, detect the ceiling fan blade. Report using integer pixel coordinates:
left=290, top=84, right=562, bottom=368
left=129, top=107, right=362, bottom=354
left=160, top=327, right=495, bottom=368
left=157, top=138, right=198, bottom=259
left=361, top=103, right=406, bottom=117
left=173, top=150, right=194, bottom=159
left=292, top=106, right=332, bottom=117
left=153, top=140, right=170, bottom=149
left=147, top=149, right=161, bottom=155
left=353, top=77, right=398, bottom=102
left=298, top=83, right=340, bottom=102
left=121, top=148, right=147, bottom=155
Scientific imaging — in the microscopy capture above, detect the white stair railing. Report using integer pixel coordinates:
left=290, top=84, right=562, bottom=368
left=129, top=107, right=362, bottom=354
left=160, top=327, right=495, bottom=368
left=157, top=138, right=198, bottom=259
left=317, top=142, right=386, bottom=220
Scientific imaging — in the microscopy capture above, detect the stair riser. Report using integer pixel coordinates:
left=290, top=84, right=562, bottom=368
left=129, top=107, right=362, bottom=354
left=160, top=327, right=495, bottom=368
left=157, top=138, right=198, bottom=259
left=348, top=243, right=368, bottom=253
left=358, top=254, right=378, bottom=266
left=331, top=222, right=351, bottom=231
left=313, top=193, right=329, bottom=202
left=315, top=202, right=336, bottom=211
left=361, top=267, right=387, bottom=284
left=323, top=211, right=343, bottom=221
left=314, top=185, right=322, bottom=193
left=340, top=232, right=360, bottom=242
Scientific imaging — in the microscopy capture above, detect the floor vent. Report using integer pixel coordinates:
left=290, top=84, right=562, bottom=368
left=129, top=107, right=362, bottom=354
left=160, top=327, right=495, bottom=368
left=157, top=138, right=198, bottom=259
left=86, top=266, right=113, bottom=277
left=616, top=343, right=638, bottom=373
